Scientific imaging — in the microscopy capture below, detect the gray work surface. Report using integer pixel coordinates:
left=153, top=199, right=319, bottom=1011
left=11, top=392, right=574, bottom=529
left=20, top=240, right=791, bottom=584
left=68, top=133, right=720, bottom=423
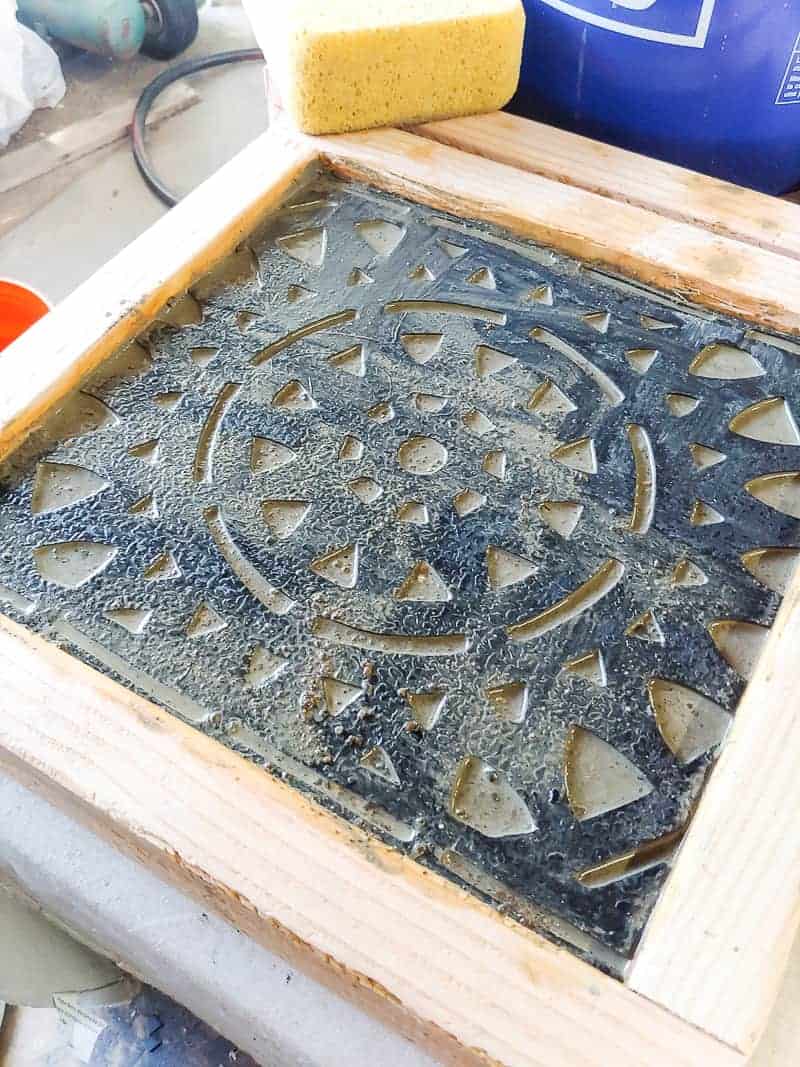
left=0, top=773, right=433, bottom=1067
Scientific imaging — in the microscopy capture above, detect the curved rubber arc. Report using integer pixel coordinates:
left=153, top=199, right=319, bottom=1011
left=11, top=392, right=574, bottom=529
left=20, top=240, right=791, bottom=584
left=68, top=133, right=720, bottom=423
left=312, top=616, right=469, bottom=656
left=204, top=506, right=295, bottom=615
left=507, top=559, right=625, bottom=643
left=252, top=310, right=358, bottom=366
left=384, top=300, right=507, bottom=325
left=627, top=424, right=656, bottom=534
left=193, top=382, right=241, bottom=484
left=529, top=327, right=625, bottom=406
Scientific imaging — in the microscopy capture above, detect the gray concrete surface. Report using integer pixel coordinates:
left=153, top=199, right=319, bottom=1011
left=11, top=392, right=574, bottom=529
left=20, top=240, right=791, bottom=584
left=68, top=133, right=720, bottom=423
left=0, top=773, right=434, bottom=1067
left=0, top=2, right=267, bottom=302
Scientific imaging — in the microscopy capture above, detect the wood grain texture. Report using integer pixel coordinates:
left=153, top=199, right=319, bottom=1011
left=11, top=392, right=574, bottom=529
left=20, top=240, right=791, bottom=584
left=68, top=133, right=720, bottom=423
left=0, top=126, right=317, bottom=463
left=0, top=615, right=742, bottom=1067
left=415, top=112, right=800, bottom=262
left=628, top=574, right=800, bottom=1054
left=315, top=126, right=800, bottom=336
left=751, top=927, right=800, bottom=1067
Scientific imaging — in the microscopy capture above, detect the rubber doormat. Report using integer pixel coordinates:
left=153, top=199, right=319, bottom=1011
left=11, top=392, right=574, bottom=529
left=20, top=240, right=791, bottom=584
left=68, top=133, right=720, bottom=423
left=1, top=175, right=796, bottom=966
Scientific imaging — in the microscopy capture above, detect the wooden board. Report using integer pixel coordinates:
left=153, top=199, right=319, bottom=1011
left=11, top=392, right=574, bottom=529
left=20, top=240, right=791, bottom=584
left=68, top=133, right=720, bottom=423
left=415, top=111, right=800, bottom=263
left=0, top=129, right=316, bottom=462
left=0, top=114, right=799, bottom=1065
left=312, top=126, right=800, bottom=336
left=627, top=571, right=800, bottom=1053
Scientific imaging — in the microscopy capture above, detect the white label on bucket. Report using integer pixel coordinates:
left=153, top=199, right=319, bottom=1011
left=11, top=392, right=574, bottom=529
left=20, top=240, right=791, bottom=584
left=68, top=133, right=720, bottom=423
left=776, top=33, right=800, bottom=105
left=536, top=0, right=716, bottom=48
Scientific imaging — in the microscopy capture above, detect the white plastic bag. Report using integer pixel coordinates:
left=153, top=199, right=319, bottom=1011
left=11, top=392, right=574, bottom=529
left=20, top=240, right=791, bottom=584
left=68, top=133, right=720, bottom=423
left=0, top=1, right=65, bottom=148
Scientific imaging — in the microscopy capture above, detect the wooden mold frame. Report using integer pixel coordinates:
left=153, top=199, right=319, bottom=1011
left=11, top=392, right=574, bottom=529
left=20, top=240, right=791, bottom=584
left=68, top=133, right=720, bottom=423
left=1, top=114, right=800, bottom=1067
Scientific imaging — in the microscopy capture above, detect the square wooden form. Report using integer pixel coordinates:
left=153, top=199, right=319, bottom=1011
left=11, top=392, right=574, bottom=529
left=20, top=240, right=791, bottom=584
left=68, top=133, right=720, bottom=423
left=2, top=113, right=800, bottom=1067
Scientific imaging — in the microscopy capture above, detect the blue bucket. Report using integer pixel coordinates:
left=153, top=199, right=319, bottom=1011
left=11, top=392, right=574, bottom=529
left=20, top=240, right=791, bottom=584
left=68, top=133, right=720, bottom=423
left=511, top=1, right=800, bottom=194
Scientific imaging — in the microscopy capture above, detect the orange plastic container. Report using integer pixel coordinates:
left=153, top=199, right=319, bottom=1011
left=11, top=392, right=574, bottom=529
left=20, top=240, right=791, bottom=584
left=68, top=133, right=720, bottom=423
left=0, top=279, right=50, bottom=353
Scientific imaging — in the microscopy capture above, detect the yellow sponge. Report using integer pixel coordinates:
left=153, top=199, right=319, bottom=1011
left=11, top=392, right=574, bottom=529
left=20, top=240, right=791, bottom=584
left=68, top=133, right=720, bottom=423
left=246, top=0, right=526, bottom=135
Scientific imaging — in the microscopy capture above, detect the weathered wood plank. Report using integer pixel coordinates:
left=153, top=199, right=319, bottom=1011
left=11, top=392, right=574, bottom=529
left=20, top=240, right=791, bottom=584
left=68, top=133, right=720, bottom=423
left=416, top=111, right=800, bottom=262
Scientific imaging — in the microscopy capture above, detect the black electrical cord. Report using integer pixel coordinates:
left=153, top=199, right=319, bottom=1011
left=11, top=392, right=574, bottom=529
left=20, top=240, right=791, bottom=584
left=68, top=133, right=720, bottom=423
left=132, top=48, right=264, bottom=208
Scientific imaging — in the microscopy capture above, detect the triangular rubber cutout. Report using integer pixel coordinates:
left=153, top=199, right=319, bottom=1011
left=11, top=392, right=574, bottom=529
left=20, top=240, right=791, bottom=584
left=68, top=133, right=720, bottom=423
left=272, top=380, right=317, bottom=411
left=262, top=499, right=311, bottom=540
left=327, top=344, right=365, bottom=377
left=338, top=435, right=364, bottom=462
left=729, top=397, right=800, bottom=445
left=482, top=450, right=507, bottom=481
left=562, top=649, right=607, bottom=687
left=287, top=284, right=316, bottom=303
left=276, top=227, right=326, bottom=267
left=551, top=437, right=597, bottom=474
left=462, top=409, right=495, bottom=436
left=539, top=500, right=582, bottom=539
left=128, top=438, right=160, bottom=465
left=740, top=547, right=800, bottom=594
left=245, top=646, right=288, bottom=687
left=408, top=264, right=435, bottom=282
left=486, top=546, right=536, bottom=590
left=366, top=401, right=394, bottom=423
left=129, top=493, right=159, bottom=519
left=526, top=283, right=553, bottom=306
left=400, top=333, right=442, bottom=364
left=689, top=343, right=764, bottom=380
left=707, top=619, right=769, bottom=679
left=449, top=756, right=536, bottom=837
left=453, top=488, right=485, bottom=517
left=310, top=544, right=359, bottom=589
left=626, top=610, right=665, bottom=644
left=528, top=380, right=576, bottom=416
left=582, top=310, right=610, bottom=334
left=400, top=688, right=447, bottom=729
left=355, top=219, right=405, bottom=256
left=671, top=559, right=708, bottom=587
left=438, top=239, right=467, bottom=258
left=565, top=726, right=653, bottom=821
left=641, top=314, right=676, bottom=331
left=486, top=681, right=529, bottom=724
left=186, top=602, right=227, bottom=638
left=322, top=676, right=363, bottom=716
left=143, top=550, right=180, bottom=582
left=360, top=746, right=401, bottom=785
left=190, top=346, right=217, bottom=368
left=33, top=541, right=117, bottom=589
left=690, top=500, right=725, bottom=526
left=689, top=443, right=726, bottom=470
left=31, top=462, right=109, bottom=516
left=396, top=500, right=429, bottom=525
left=625, top=348, right=658, bottom=375
left=466, top=266, right=495, bottom=289
left=347, top=267, right=373, bottom=287
left=153, top=390, right=185, bottom=411
left=104, top=607, right=152, bottom=635
left=475, top=345, right=514, bottom=378
left=395, top=561, right=451, bottom=602
left=666, top=393, right=699, bottom=417
left=251, top=437, right=297, bottom=474
left=648, top=678, right=731, bottom=765
left=349, top=477, right=383, bottom=503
